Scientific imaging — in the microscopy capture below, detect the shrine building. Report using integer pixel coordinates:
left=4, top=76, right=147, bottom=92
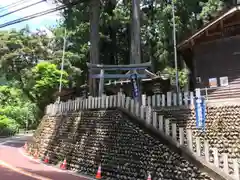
left=178, top=5, right=240, bottom=100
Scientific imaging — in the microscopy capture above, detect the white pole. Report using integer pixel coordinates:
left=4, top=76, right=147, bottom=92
left=171, top=0, right=179, bottom=93
left=58, top=28, right=67, bottom=102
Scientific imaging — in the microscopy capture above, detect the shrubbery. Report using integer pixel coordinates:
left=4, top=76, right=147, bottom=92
left=0, top=115, right=19, bottom=137
left=0, top=86, right=37, bottom=137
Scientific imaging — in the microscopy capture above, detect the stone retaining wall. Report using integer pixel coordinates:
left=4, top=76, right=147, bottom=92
left=156, top=105, right=240, bottom=159
left=28, top=109, right=215, bottom=180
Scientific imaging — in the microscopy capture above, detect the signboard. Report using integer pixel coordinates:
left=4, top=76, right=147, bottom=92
left=194, top=97, right=206, bottom=131
left=130, top=73, right=140, bottom=100
left=220, top=76, right=229, bottom=87
left=209, top=78, right=217, bottom=88
left=196, top=77, right=201, bottom=83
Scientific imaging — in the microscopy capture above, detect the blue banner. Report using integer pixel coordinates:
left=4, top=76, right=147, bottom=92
left=194, top=96, right=206, bottom=131
left=130, top=73, right=140, bottom=100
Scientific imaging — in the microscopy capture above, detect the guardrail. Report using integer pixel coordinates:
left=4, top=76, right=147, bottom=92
left=17, top=129, right=35, bottom=134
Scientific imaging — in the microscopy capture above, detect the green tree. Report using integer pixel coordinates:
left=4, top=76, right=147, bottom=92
left=27, top=62, right=69, bottom=109
left=0, top=85, right=37, bottom=131
left=0, top=115, right=18, bottom=136
left=0, top=28, right=85, bottom=112
left=55, top=0, right=230, bottom=74
left=161, top=67, right=189, bottom=89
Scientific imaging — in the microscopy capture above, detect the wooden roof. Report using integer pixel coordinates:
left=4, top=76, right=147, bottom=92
left=178, top=5, right=240, bottom=50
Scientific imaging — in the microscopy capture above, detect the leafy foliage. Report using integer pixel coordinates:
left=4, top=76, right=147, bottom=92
left=0, top=115, right=18, bottom=136
left=0, top=86, right=37, bottom=135
left=162, top=67, right=189, bottom=89
left=29, top=62, right=69, bottom=107
left=0, top=29, right=71, bottom=134
left=0, top=28, right=82, bottom=110
left=57, top=0, right=232, bottom=71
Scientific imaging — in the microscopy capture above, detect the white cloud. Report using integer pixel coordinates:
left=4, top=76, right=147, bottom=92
left=0, top=0, right=61, bottom=29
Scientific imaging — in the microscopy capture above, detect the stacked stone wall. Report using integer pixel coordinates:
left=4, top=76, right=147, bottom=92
left=28, top=109, right=215, bottom=180
left=157, top=105, right=240, bottom=160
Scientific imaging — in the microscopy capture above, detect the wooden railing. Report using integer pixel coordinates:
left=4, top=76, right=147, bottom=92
left=141, top=91, right=194, bottom=107
left=45, top=92, right=239, bottom=180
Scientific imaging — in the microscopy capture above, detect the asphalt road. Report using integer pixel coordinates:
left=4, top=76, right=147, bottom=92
left=0, top=136, right=91, bottom=180
left=0, top=164, right=36, bottom=180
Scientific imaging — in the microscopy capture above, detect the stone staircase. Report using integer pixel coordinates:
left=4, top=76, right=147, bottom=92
left=203, top=86, right=240, bottom=100
left=27, top=93, right=239, bottom=180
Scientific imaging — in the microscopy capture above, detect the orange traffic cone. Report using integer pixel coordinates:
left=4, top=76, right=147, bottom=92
left=60, top=158, right=67, bottom=170
left=34, top=149, right=39, bottom=159
left=95, top=164, right=101, bottom=179
left=147, top=172, right=151, bottom=180
left=44, top=153, right=50, bottom=164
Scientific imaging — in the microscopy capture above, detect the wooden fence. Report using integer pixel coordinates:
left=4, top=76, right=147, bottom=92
left=141, top=91, right=195, bottom=107
left=45, top=92, right=239, bottom=180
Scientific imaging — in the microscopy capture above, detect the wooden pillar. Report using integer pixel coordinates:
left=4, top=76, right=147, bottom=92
left=89, top=0, right=100, bottom=96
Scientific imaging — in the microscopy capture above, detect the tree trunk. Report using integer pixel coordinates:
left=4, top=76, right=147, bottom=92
left=108, top=0, right=117, bottom=65
left=130, top=0, right=141, bottom=64
left=89, top=0, right=100, bottom=96
left=130, top=0, right=142, bottom=102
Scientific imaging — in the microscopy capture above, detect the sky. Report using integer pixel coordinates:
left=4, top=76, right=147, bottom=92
left=0, top=0, right=61, bottom=32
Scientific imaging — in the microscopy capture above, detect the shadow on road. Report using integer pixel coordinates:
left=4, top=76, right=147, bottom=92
left=2, top=142, right=23, bottom=148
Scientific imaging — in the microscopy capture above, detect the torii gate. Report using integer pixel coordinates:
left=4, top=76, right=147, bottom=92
left=87, top=62, right=151, bottom=101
